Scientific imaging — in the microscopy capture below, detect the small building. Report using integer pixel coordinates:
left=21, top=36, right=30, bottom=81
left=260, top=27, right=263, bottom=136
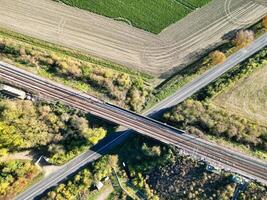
left=0, top=84, right=26, bottom=99
left=95, top=181, right=104, bottom=190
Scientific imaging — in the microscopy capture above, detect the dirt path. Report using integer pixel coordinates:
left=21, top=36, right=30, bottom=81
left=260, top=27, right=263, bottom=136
left=0, top=151, right=62, bottom=177
left=0, top=151, right=33, bottom=161
left=0, top=0, right=266, bottom=76
left=95, top=183, right=114, bottom=200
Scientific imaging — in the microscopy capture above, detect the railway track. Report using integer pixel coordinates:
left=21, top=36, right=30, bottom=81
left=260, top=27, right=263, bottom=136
left=0, top=61, right=267, bottom=185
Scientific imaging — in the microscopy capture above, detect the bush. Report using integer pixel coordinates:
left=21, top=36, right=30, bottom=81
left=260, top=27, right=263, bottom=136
left=0, top=40, right=5, bottom=51
left=195, top=47, right=267, bottom=101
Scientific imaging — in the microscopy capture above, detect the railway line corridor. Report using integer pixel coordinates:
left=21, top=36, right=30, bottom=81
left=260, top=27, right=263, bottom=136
left=1, top=59, right=267, bottom=187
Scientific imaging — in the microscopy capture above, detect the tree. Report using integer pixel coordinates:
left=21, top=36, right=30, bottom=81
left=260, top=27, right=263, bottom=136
left=83, top=127, right=106, bottom=145
left=209, top=50, right=226, bottom=64
left=233, top=30, right=254, bottom=48
left=116, top=73, right=131, bottom=88
left=263, top=16, right=267, bottom=30
left=69, top=115, right=89, bottom=133
left=93, top=156, right=112, bottom=181
left=128, top=88, right=146, bottom=112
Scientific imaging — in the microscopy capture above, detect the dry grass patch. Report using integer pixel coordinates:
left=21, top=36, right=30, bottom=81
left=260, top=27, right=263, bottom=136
left=213, top=64, right=267, bottom=125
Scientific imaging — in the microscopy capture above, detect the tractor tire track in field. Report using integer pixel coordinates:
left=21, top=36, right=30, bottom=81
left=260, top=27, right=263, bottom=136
left=0, top=0, right=266, bottom=77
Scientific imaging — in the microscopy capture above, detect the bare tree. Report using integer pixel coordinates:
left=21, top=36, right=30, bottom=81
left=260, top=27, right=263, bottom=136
left=233, top=30, right=254, bottom=48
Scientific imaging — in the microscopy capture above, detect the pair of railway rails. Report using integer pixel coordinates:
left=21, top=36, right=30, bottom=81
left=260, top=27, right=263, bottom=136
left=0, top=61, right=267, bottom=185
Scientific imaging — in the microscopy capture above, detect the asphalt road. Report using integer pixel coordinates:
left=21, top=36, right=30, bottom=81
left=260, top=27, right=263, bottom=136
left=145, top=34, right=267, bottom=117
left=0, top=32, right=265, bottom=200
left=0, top=0, right=266, bottom=76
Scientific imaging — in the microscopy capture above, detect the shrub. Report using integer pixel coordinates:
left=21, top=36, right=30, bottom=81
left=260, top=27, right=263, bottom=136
left=19, top=47, right=26, bottom=56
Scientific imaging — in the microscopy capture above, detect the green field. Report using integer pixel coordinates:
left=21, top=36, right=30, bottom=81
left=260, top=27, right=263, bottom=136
left=59, top=0, right=211, bottom=33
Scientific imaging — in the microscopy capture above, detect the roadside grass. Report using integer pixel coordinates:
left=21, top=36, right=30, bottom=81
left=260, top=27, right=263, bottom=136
left=59, top=0, right=211, bottom=33
left=18, top=170, right=44, bottom=197
left=213, top=64, right=267, bottom=125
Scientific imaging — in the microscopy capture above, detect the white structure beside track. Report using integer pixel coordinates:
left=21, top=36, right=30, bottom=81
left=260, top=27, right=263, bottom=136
left=0, top=84, right=26, bottom=99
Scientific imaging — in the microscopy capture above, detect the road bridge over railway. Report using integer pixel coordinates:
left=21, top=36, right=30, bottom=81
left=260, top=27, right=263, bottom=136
left=1, top=33, right=267, bottom=200
left=0, top=20, right=266, bottom=200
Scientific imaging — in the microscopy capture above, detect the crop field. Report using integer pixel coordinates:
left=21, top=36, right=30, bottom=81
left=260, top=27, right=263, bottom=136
left=213, top=64, right=267, bottom=125
left=59, top=0, right=211, bottom=33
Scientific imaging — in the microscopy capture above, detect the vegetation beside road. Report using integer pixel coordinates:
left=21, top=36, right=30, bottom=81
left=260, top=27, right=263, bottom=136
left=164, top=99, right=267, bottom=159
left=43, top=155, right=128, bottom=200
left=0, top=28, right=152, bottom=112
left=42, top=135, right=267, bottom=199
left=58, top=0, right=211, bottom=33
left=113, top=136, right=267, bottom=200
left=145, top=18, right=266, bottom=110
left=0, top=98, right=109, bottom=165
left=0, top=160, right=41, bottom=200
left=238, top=182, right=267, bottom=200
left=163, top=47, right=267, bottom=160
